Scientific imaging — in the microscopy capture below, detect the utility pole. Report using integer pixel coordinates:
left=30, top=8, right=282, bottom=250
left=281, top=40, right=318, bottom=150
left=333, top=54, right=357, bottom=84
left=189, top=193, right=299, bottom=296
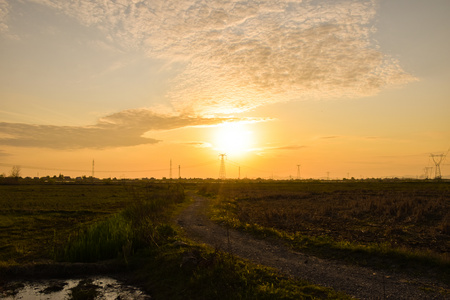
left=219, top=154, right=227, bottom=179
left=178, top=165, right=181, bottom=179
left=169, top=159, right=172, bottom=179
left=92, top=160, right=95, bottom=178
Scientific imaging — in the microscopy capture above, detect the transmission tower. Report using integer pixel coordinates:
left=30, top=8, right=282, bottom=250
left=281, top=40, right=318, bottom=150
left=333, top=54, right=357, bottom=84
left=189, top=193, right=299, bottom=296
left=219, top=154, right=227, bottom=179
left=423, top=167, right=433, bottom=179
left=169, top=159, right=172, bottom=179
left=92, top=160, right=95, bottom=178
left=296, top=164, right=301, bottom=180
left=430, top=153, right=446, bottom=179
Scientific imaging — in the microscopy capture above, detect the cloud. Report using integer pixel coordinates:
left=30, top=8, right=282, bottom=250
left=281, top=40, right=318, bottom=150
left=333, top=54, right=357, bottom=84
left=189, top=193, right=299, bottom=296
left=317, top=135, right=382, bottom=140
left=0, top=149, right=10, bottom=157
left=0, top=0, right=12, bottom=36
left=183, top=141, right=213, bottom=148
left=0, top=109, right=237, bottom=149
left=275, top=145, right=306, bottom=151
left=254, top=144, right=306, bottom=153
left=16, top=0, right=415, bottom=115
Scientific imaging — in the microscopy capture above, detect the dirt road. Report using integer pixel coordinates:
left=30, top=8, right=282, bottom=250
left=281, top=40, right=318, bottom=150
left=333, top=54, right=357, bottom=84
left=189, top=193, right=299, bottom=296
left=176, top=193, right=448, bottom=299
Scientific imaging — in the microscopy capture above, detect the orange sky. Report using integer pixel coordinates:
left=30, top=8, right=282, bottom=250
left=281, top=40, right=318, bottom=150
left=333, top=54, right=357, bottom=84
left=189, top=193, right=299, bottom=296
left=0, top=0, right=449, bottom=179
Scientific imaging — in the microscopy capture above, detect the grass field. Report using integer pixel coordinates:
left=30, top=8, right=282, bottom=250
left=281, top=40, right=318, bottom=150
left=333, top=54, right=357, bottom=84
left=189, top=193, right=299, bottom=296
left=0, top=184, right=138, bottom=263
left=0, top=181, right=351, bottom=299
left=200, top=180, right=450, bottom=281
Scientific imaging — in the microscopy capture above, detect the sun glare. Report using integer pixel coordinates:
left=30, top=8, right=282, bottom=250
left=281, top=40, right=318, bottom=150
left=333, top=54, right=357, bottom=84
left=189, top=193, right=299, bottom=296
left=213, top=122, right=253, bottom=156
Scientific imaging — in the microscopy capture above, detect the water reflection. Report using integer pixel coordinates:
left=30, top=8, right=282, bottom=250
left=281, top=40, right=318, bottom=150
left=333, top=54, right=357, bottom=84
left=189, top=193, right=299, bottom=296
left=2, top=276, right=150, bottom=299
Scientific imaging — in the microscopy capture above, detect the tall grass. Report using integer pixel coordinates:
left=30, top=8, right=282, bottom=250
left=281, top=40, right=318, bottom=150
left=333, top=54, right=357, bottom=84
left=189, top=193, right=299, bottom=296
left=56, top=183, right=184, bottom=262
left=0, top=184, right=138, bottom=264
left=56, top=214, right=133, bottom=262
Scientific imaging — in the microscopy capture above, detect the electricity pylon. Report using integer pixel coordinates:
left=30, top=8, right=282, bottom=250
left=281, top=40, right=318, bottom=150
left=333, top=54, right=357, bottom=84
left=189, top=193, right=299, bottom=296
left=430, top=148, right=450, bottom=179
left=296, top=164, right=301, bottom=180
left=219, top=154, right=227, bottom=179
left=430, top=153, right=446, bottom=179
left=423, top=167, right=433, bottom=179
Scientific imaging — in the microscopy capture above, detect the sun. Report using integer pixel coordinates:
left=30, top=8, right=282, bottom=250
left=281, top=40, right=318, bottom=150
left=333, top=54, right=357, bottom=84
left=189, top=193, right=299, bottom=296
left=213, top=122, right=253, bottom=156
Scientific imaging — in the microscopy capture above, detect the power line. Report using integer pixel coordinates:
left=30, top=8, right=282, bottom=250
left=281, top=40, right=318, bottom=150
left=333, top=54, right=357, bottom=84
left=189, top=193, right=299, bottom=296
left=0, top=160, right=217, bottom=174
left=227, top=159, right=278, bottom=174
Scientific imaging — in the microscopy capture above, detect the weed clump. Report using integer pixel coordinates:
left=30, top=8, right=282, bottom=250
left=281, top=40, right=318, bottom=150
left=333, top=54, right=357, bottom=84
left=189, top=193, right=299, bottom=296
left=56, top=183, right=184, bottom=262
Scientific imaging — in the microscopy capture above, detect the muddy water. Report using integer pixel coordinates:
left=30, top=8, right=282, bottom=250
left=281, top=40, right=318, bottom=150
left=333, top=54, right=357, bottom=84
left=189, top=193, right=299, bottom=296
left=1, top=276, right=150, bottom=299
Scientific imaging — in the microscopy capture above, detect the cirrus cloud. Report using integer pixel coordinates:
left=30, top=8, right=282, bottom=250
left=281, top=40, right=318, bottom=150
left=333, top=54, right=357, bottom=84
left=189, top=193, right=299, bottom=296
left=0, top=0, right=11, bottom=35
left=17, top=0, right=415, bottom=115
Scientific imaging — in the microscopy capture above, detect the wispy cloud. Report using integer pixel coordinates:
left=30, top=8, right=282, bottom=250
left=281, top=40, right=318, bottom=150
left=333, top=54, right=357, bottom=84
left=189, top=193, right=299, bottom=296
left=317, top=135, right=382, bottom=140
left=253, top=144, right=306, bottom=153
left=0, top=109, right=236, bottom=149
left=0, top=0, right=15, bottom=38
left=183, top=141, right=213, bottom=148
left=15, top=0, right=415, bottom=115
left=320, top=136, right=341, bottom=140
left=275, top=145, right=306, bottom=151
left=0, top=0, right=7, bottom=30
left=0, top=149, right=10, bottom=157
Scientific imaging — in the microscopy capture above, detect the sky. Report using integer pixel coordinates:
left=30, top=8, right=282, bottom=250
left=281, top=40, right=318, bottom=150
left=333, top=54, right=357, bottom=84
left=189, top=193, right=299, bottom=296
left=0, top=0, right=449, bottom=179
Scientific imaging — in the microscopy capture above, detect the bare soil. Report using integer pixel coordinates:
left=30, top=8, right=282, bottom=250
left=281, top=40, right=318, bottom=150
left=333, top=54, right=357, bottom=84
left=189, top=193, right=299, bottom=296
left=176, top=193, right=449, bottom=300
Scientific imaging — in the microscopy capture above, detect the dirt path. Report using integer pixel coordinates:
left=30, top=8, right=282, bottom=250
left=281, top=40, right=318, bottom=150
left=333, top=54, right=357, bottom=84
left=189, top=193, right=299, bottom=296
left=176, top=193, right=448, bottom=300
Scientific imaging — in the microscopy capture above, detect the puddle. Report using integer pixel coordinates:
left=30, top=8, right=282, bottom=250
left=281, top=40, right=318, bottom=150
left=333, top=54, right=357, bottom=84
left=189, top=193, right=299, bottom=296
left=1, top=276, right=151, bottom=299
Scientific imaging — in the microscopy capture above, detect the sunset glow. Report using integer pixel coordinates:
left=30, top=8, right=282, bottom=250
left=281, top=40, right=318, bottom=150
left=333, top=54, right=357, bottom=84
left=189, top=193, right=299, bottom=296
left=0, top=0, right=449, bottom=179
left=213, top=122, right=254, bottom=156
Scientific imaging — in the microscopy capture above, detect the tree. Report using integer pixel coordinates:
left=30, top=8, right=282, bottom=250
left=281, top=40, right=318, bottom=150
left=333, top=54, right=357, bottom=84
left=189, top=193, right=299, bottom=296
left=10, top=165, right=21, bottom=178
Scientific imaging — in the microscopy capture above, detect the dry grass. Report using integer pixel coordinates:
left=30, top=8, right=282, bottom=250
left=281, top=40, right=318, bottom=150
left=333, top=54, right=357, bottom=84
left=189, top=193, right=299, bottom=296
left=202, top=180, right=450, bottom=256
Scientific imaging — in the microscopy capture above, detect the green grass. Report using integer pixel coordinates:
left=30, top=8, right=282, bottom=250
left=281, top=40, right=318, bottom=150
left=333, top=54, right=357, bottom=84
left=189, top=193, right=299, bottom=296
left=56, top=183, right=185, bottom=263
left=0, top=184, right=136, bottom=263
left=55, top=214, right=134, bottom=262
